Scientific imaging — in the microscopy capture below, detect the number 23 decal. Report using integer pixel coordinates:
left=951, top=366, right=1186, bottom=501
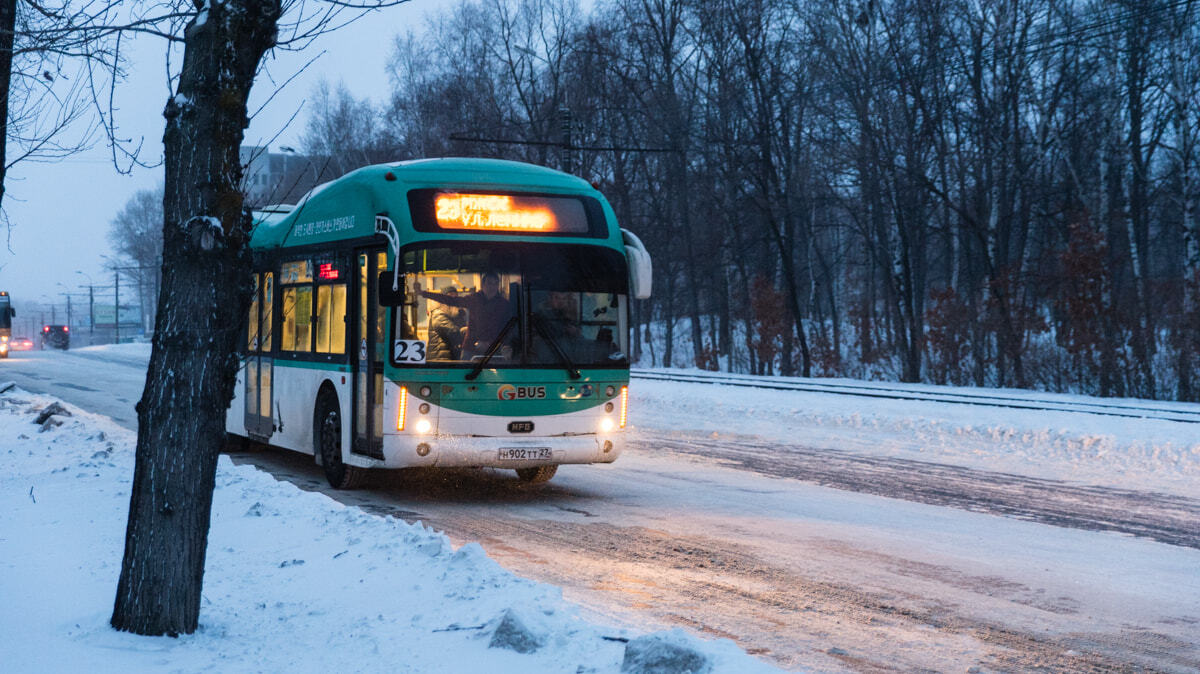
left=393, top=339, right=427, bottom=363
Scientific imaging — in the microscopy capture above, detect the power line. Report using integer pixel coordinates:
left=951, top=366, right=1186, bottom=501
left=447, top=133, right=679, bottom=154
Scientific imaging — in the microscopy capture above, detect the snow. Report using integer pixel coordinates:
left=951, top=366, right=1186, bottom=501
left=4, top=344, right=1200, bottom=670
left=634, top=367, right=1200, bottom=498
left=0, top=387, right=770, bottom=673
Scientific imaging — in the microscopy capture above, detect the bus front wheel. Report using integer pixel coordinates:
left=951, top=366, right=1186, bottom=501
left=515, top=465, right=557, bottom=484
left=316, top=393, right=365, bottom=490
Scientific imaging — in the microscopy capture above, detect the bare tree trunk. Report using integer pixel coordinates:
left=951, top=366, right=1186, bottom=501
left=0, top=0, right=16, bottom=212
left=112, top=0, right=280, bottom=636
left=662, top=261, right=675, bottom=367
left=1181, top=132, right=1200, bottom=400
left=1124, top=23, right=1155, bottom=398
left=1099, top=146, right=1123, bottom=397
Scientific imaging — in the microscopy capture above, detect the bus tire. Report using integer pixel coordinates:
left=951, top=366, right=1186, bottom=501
left=515, top=465, right=557, bottom=484
left=316, top=391, right=364, bottom=490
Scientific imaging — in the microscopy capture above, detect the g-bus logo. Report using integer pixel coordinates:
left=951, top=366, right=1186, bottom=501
left=497, top=384, right=546, bottom=401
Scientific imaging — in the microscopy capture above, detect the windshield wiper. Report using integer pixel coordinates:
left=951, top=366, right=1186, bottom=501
left=465, top=315, right=519, bottom=381
left=530, top=314, right=582, bottom=380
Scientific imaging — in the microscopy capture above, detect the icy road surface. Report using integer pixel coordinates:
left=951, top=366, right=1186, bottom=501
left=4, top=345, right=1199, bottom=672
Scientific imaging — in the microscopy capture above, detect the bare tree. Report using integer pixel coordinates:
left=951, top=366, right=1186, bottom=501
left=1161, top=0, right=1200, bottom=398
left=349, top=0, right=1200, bottom=397
left=111, top=0, right=412, bottom=637
left=0, top=1, right=127, bottom=215
left=110, top=0, right=282, bottom=635
left=300, top=79, right=389, bottom=175
left=109, top=186, right=165, bottom=331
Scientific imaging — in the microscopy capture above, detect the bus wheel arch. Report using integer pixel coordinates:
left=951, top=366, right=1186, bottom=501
left=314, top=384, right=365, bottom=489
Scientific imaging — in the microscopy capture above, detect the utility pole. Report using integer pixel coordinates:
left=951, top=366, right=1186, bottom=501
left=115, top=270, right=120, bottom=344
left=77, top=271, right=97, bottom=342
left=110, top=263, right=161, bottom=341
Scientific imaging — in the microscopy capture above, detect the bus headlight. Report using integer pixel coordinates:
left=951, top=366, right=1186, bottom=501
left=415, top=418, right=432, bottom=434
left=600, top=417, right=615, bottom=433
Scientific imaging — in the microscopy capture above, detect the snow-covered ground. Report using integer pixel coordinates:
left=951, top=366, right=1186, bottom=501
left=0, top=385, right=771, bottom=673
left=4, top=344, right=1200, bottom=671
left=635, top=368, right=1200, bottom=498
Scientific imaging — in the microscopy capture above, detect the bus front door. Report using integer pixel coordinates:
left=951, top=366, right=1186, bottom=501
left=353, top=249, right=386, bottom=459
left=244, top=271, right=274, bottom=440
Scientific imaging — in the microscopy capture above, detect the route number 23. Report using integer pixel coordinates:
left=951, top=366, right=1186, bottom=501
left=393, top=339, right=427, bottom=363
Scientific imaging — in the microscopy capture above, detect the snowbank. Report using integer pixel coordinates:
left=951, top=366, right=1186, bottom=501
left=0, top=389, right=773, bottom=673
left=633, top=371, right=1200, bottom=498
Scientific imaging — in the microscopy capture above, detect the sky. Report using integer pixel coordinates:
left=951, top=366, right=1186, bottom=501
left=0, top=0, right=454, bottom=329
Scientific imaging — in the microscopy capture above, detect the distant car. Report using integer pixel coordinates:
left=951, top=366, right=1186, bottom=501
left=42, top=325, right=70, bottom=350
left=10, top=337, right=33, bottom=351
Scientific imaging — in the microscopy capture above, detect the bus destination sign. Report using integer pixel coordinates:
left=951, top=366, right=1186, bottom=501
left=433, top=193, right=589, bottom=234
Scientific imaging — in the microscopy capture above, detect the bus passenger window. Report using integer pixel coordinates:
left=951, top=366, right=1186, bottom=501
left=315, top=284, right=347, bottom=354
left=247, top=274, right=260, bottom=352
left=282, top=286, right=313, bottom=352
left=261, top=272, right=274, bottom=351
left=375, top=252, right=388, bottom=362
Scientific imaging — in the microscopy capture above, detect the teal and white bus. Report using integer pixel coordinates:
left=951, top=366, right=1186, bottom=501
left=226, top=158, right=652, bottom=488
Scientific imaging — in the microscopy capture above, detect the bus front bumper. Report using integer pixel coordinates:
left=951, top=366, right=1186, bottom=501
left=374, top=432, right=624, bottom=469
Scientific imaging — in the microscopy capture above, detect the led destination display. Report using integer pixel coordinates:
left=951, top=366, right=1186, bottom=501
left=432, top=192, right=590, bottom=234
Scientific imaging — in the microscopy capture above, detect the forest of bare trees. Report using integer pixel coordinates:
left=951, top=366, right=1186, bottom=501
left=296, top=0, right=1200, bottom=401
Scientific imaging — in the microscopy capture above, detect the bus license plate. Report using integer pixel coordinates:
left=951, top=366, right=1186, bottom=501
left=498, top=447, right=551, bottom=461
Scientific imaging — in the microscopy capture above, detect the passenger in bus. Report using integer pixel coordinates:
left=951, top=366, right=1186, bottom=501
left=426, top=288, right=466, bottom=361
left=537, top=291, right=582, bottom=340
left=418, top=271, right=512, bottom=358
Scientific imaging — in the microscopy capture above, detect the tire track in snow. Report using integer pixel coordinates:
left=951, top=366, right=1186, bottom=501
left=639, top=429, right=1200, bottom=550
left=229, top=447, right=1200, bottom=673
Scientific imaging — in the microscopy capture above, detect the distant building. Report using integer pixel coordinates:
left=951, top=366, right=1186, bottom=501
left=240, top=146, right=340, bottom=208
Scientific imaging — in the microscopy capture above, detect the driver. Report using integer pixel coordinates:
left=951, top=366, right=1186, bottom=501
left=417, top=271, right=512, bottom=357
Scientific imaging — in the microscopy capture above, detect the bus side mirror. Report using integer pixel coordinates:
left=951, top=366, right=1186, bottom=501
left=376, top=272, right=407, bottom=306
left=621, top=228, right=652, bottom=299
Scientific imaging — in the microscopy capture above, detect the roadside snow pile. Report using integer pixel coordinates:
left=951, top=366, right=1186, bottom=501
left=633, top=373, right=1200, bottom=498
left=0, top=390, right=773, bottom=673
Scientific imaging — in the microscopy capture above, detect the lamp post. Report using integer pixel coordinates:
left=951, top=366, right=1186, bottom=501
left=37, top=295, right=54, bottom=346
left=56, top=283, right=76, bottom=334
left=109, top=263, right=159, bottom=343
left=76, top=271, right=96, bottom=342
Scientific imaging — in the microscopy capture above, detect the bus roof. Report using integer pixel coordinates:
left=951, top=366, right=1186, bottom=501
left=249, top=158, right=604, bottom=251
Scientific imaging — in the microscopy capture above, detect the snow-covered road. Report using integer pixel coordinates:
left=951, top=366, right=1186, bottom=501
left=4, top=345, right=1199, bottom=672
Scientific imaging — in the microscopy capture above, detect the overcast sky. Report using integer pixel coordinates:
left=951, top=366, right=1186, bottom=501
left=1, top=0, right=449, bottom=330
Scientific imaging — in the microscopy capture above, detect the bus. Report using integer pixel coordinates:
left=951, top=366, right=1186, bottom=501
left=0, top=291, right=13, bottom=357
left=226, top=158, right=652, bottom=489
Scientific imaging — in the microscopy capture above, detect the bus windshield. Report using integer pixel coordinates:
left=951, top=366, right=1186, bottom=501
left=396, top=242, right=629, bottom=370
